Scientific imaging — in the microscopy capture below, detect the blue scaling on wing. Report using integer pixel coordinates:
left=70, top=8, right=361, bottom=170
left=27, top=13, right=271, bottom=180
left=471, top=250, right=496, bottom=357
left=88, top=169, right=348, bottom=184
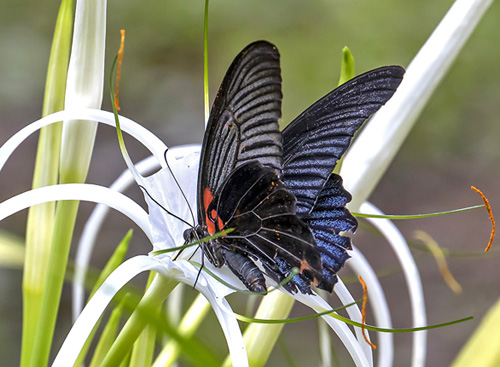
left=300, top=173, right=358, bottom=292
left=281, top=66, right=405, bottom=216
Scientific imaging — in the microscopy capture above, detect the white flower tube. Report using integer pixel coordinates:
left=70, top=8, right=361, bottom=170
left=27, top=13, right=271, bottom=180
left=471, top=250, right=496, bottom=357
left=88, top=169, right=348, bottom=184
left=60, top=0, right=107, bottom=182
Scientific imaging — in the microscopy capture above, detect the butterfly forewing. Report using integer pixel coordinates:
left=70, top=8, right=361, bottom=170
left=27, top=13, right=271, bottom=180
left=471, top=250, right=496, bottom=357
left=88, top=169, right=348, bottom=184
left=198, top=41, right=283, bottom=227
left=282, top=66, right=405, bottom=216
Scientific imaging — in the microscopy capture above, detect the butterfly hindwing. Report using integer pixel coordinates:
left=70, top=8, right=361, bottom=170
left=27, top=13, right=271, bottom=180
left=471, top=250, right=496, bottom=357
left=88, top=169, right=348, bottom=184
left=282, top=66, right=405, bottom=216
left=301, top=173, right=357, bottom=292
left=211, top=161, right=323, bottom=294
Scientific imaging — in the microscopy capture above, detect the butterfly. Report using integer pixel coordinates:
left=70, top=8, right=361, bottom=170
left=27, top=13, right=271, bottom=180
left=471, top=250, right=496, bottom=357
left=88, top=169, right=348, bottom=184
left=183, top=41, right=404, bottom=294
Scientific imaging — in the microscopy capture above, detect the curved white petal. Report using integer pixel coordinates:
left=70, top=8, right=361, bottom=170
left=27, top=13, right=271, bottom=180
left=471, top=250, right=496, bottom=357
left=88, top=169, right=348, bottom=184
left=293, top=291, right=371, bottom=367
left=53, top=256, right=161, bottom=367
left=142, top=148, right=201, bottom=252
left=55, top=255, right=247, bottom=367
left=361, top=202, right=426, bottom=367
left=342, top=0, right=494, bottom=209
left=0, top=109, right=167, bottom=174
left=193, top=281, right=248, bottom=367
left=73, top=145, right=201, bottom=320
left=0, top=184, right=151, bottom=242
left=349, top=247, right=393, bottom=367
left=334, top=279, right=373, bottom=365
left=73, top=155, right=159, bottom=320
left=133, top=257, right=248, bottom=367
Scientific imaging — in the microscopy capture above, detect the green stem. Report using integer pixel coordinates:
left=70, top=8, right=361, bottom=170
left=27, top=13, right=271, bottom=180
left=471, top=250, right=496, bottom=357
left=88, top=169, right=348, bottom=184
left=100, top=275, right=176, bottom=367
left=223, top=291, right=295, bottom=367
left=152, top=294, right=211, bottom=367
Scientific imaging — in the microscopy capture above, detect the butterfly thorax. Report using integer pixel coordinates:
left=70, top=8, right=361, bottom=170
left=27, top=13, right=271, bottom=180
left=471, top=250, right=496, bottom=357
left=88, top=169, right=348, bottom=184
left=183, top=225, right=225, bottom=267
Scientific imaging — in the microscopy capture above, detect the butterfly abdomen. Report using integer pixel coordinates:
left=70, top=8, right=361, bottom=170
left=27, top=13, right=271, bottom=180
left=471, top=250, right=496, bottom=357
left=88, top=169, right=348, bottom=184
left=221, top=248, right=267, bottom=293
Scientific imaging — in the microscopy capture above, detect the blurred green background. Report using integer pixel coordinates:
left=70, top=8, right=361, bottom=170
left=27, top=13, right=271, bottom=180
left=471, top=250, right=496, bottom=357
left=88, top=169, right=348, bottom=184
left=0, top=0, right=499, bottom=366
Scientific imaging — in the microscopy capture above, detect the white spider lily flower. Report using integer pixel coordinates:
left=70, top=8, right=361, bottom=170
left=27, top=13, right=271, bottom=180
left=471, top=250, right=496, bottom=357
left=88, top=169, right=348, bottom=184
left=0, top=109, right=250, bottom=367
left=0, top=106, right=379, bottom=366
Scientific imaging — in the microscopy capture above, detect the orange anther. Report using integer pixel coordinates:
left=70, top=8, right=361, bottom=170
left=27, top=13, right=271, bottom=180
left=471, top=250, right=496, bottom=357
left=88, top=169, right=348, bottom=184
left=114, top=30, right=126, bottom=111
left=358, top=275, right=377, bottom=349
left=471, top=186, right=495, bottom=252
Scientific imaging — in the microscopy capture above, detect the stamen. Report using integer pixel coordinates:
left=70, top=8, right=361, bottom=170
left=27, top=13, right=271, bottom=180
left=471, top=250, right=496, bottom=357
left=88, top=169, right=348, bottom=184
left=414, top=230, right=462, bottom=294
left=358, top=275, right=376, bottom=349
left=114, top=29, right=126, bottom=111
left=471, top=186, right=495, bottom=252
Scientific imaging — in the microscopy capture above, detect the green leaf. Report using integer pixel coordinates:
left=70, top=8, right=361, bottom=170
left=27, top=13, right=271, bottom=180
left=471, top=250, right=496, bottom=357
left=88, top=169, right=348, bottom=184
left=89, top=295, right=128, bottom=367
left=0, top=230, right=25, bottom=268
left=21, top=0, right=72, bottom=365
left=152, top=294, right=211, bottom=367
left=90, top=229, right=132, bottom=298
left=452, top=297, right=500, bottom=367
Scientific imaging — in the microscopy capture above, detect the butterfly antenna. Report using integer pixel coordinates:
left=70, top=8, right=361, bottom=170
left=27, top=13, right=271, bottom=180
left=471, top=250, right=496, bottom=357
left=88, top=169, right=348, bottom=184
left=139, top=184, right=194, bottom=229
left=164, top=149, right=197, bottom=227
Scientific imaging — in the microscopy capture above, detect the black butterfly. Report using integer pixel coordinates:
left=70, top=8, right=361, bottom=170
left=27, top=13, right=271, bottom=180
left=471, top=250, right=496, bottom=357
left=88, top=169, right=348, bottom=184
left=184, top=41, right=404, bottom=294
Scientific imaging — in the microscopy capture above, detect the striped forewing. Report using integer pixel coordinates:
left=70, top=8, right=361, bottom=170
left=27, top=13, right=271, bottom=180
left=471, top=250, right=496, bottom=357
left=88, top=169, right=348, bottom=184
left=281, top=66, right=405, bottom=216
left=198, top=41, right=283, bottom=224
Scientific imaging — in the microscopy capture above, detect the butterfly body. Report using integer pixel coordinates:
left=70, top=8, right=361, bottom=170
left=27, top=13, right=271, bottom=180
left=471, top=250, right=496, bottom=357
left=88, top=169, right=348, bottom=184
left=184, top=41, right=405, bottom=294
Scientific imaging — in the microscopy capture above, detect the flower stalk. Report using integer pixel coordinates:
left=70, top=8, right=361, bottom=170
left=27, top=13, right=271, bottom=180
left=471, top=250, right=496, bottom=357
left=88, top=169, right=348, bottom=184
left=222, top=292, right=295, bottom=367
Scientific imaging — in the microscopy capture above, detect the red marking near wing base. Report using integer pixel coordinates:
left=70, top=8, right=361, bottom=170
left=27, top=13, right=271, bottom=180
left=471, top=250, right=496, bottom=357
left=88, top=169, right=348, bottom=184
left=299, top=259, right=312, bottom=274
left=204, top=187, right=216, bottom=235
left=299, top=259, right=319, bottom=286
